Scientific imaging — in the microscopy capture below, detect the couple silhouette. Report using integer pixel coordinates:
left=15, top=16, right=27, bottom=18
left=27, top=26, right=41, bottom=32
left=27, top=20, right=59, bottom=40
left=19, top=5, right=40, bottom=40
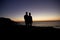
left=24, top=12, right=33, bottom=27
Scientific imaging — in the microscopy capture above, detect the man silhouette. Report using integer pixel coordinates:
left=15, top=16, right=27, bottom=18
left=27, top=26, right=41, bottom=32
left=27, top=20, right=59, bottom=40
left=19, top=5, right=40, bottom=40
left=24, top=12, right=29, bottom=26
left=28, top=12, right=33, bottom=26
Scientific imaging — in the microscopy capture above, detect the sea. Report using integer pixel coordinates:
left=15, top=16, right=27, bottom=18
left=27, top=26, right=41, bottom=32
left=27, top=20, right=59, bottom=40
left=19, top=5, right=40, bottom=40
left=19, top=21, right=60, bottom=27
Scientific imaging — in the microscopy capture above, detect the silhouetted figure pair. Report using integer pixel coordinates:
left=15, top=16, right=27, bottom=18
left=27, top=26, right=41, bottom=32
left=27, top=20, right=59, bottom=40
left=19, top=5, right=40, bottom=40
left=24, top=12, right=33, bottom=27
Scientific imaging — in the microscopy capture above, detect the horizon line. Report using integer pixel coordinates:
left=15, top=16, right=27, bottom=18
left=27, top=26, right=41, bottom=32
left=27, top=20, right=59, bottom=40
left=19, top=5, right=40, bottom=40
left=15, top=20, right=60, bottom=22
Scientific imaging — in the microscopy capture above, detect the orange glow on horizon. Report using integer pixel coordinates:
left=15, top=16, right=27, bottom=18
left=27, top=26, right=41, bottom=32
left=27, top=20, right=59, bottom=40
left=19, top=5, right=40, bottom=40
left=10, top=16, right=60, bottom=22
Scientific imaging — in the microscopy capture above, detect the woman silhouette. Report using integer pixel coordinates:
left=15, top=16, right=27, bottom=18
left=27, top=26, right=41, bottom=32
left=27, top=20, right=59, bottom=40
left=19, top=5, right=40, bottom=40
left=28, top=12, right=33, bottom=26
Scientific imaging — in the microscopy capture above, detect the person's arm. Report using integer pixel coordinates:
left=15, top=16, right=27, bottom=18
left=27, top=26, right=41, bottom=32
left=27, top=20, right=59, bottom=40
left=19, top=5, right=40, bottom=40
left=31, top=16, right=33, bottom=23
left=24, top=15, right=25, bottom=19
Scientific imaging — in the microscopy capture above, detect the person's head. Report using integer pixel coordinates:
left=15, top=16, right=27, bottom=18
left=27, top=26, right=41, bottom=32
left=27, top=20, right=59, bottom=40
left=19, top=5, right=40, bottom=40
left=29, top=12, right=31, bottom=16
left=26, top=12, right=28, bottom=15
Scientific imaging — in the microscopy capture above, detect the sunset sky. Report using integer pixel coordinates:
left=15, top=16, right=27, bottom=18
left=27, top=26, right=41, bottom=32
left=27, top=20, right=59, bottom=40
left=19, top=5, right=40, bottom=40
left=0, top=0, right=60, bottom=21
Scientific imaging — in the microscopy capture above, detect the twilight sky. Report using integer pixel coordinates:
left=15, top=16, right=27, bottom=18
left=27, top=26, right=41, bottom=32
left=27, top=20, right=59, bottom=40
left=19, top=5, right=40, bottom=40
left=0, top=0, right=60, bottom=21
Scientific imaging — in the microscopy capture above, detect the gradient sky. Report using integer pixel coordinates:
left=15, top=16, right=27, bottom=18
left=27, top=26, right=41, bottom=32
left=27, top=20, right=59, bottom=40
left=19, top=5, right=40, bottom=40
left=0, top=0, right=60, bottom=21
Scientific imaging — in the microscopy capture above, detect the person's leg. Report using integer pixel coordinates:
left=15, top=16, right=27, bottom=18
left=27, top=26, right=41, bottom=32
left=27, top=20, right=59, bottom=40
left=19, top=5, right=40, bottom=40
left=25, top=22, right=26, bottom=25
left=30, top=23, right=32, bottom=26
left=26, top=22, right=29, bottom=28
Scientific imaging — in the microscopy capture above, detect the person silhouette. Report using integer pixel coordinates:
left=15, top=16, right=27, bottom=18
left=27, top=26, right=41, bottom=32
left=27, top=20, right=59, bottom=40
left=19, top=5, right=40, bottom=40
left=24, top=12, right=29, bottom=26
left=28, top=12, right=33, bottom=26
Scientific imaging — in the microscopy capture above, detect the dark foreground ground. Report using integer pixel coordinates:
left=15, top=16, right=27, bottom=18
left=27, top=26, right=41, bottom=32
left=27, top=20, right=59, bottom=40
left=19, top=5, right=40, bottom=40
left=0, top=25, right=60, bottom=32
left=0, top=17, right=60, bottom=32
